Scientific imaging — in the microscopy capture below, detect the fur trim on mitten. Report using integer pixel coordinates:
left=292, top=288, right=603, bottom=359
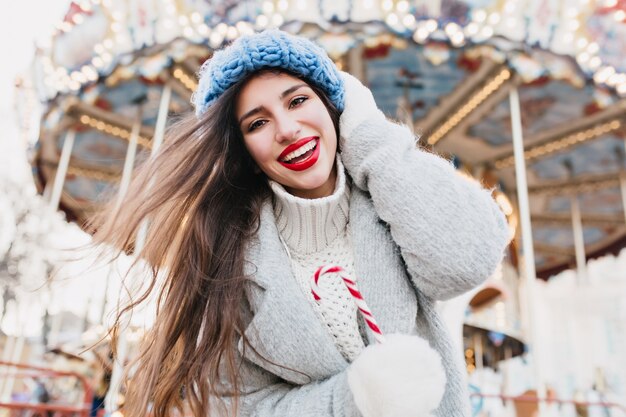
left=347, top=334, right=446, bottom=417
left=339, top=71, right=386, bottom=139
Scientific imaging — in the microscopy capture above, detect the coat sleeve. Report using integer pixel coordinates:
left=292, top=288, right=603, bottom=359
left=217, top=345, right=361, bottom=417
left=340, top=118, right=510, bottom=300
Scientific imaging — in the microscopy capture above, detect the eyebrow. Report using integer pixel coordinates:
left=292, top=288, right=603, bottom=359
left=238, top=83, right=309, bottom=126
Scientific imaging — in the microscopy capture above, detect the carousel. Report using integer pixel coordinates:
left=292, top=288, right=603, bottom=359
left=15, top=0, right=626, bottom=414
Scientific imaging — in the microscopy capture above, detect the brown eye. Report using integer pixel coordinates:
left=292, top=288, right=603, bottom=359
left=289, top=96, right=308, bottom=109
left=248, top=119, right=267, bottom=132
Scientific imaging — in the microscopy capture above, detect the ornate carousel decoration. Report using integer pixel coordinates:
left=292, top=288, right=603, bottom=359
left=15, top=0, right=626, bottom=412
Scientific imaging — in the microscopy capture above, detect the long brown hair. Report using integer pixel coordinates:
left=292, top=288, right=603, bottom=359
left=90, top=69, right=341, bottom=417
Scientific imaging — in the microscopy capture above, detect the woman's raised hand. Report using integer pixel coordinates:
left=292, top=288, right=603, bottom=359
left=339, top=71, right=386, bottom=140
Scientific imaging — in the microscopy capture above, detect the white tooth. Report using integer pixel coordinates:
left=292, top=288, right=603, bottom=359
left=283, top=140, right=316, bottom=162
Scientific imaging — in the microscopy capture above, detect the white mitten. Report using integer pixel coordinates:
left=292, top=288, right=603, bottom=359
left=339, top=71, right=386, bottom=140
left=347, top=334, right=446, bottom=417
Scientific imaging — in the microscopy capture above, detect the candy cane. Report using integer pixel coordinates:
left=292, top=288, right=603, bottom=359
left=311, top=265, right=386, bottom=344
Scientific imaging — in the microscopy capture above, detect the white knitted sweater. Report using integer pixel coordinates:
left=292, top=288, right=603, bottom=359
left=269, top=158, right=365, bottom=361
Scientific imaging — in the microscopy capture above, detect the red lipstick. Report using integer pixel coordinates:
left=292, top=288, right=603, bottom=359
left=278, top=137, right=320, bottom=171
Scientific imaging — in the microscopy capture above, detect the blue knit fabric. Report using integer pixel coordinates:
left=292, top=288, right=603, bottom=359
left=193, top=30, right=344, bottom=116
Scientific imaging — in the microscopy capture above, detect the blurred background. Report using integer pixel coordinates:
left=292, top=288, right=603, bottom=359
left=0, top=0, right=625, bottom=416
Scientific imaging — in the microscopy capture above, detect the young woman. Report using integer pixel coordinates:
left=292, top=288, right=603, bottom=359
left=93, top=30, right=510, bottom=417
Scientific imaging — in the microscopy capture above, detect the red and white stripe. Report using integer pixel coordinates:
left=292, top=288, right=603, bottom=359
left=311, top=265, right=386, bottom=344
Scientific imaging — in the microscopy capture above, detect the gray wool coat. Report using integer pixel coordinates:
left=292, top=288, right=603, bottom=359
left=232, top=119, right=510, bottom=416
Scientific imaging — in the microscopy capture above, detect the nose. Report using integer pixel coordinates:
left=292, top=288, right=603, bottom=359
left=274, top=113, right=301, bottom=143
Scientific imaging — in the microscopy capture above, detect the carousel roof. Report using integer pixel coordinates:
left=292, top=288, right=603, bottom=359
left=24, top=0, right=626, bottom=278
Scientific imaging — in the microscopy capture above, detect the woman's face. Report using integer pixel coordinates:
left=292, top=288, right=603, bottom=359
left=236, top=72, right=338, bottom=199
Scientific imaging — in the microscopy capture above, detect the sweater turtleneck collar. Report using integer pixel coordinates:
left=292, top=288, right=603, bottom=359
left=269, top=156, right=350, bottom=255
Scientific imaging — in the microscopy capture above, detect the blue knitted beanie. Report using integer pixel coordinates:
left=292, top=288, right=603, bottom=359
left=192, top=30, right=344, bottom=117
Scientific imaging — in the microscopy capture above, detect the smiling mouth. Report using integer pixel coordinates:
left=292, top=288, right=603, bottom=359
left=281, top=140, right=318, bottom=164
left=278, top=137, right=320, bottom=171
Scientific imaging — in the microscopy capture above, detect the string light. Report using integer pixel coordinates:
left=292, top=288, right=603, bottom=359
left=236, top=21, right=253, bottom=36
left=271, top=13, right=284, bottom=27
left=66, top=164, right=120, bottom=182
left=78, top=114, right=152, bottom=148
left=480, top=26, right=494, bottom=39
left=277, top=0, right=289, bottom=12
left=594, top=66, right=616, bottom=84
left=256, top=14, right=269, bottom=28
left=197, top=24, right=210, bottom=36
left=472, top=9, right=487, bottom=23
left=172, top=67, right=197, bottom=91
left=428, top=68, right=512, bottom=145
left=35, top=1, right=626, bottom=101
left=190, top=12, right=202, bottom=24
left=413, top=27, right=429, bottom=43
left=588, top=57, right=602, bottom=70
left=577, top=52, right=590, bottom=63
left=450, top=32, right=465, bottom=46
left=424, top=19, right=437, bottom=32
left=402, top=14, right=415, bottom=27
left=226, top=26, right=239, bottom=40
left=385, top=13, right=399, bottom=26
left=587, top=42, right=600, bottom=54
left=396, top=0, right=409, bottom=13
left=494, top=120, right=622, bottom=169
left=262, top=1, right=274, bottom=14
left=210, top=31, right=225, bottom=48
left=528, top=174, right=621, bottom=196
left=487, top=12, right=500, bottom=25
left=607, top=73, right=625, bottom=87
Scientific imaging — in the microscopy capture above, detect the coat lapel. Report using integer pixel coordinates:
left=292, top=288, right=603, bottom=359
left=240, top=202, right=348, bottom=384
left=349, top=189, right=419, bottom=345
left=240, top=189, right=419, bottom=383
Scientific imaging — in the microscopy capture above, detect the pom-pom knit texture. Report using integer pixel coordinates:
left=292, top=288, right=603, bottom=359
left=193, top=29, right=344, bottom=116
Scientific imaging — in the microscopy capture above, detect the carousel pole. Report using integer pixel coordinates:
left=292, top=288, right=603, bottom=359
left=99, top=258, right=116, bottom=326
left=49, top=130, right=76, bottom=210
left=116, top=115, right=142, bottom=210
left=621, top=172, right=626, bottom=226
left=0, top=331, right=16, bottom=398
left=563, top=160, right=587, bottom=285
left=0, top=294, right=27, bottom=403
left=104, top=105, right=143, bottom=415
left=570, top=198, right=587, bottom=283
left=563, top=160, right=587, bottom=284
left=151, top=84, right=171, bottom=154
left=105, top=85, right=171, bottom=414
left=134, top=84, right=172, bottom=249
left=618, top=142, right=626, bottom=226
left=509, top=86, right=548, bottom=415
left=44, top=130, right=76, bottom=350
left=0, top=339, right=25, bottom=402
